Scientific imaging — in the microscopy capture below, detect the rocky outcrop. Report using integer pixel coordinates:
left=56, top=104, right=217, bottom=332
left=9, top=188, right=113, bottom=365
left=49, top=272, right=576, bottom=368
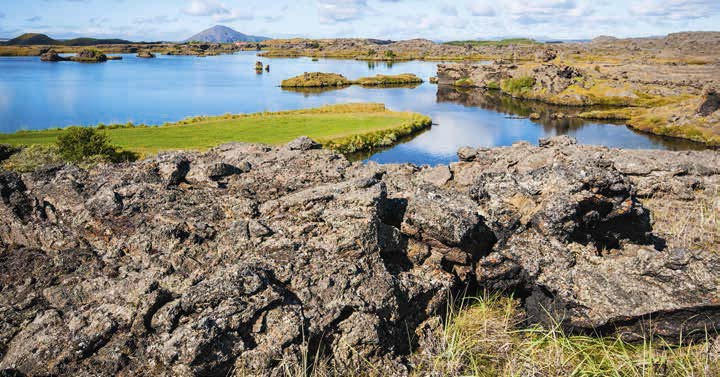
left=0, top=137, right=719, bottom=375
left=69, top=49, right=108, bottom=63
left=39, top=50, right=68, bottom=62
left=136, top=51, right=156, bottom=59
left=699, top=87, right=720, bottom=116
left=436, top=61, right=514, bottom=88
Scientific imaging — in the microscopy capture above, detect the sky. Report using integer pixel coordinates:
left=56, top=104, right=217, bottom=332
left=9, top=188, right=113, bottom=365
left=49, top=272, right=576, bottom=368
left=0, top=0, right=719, bottom=41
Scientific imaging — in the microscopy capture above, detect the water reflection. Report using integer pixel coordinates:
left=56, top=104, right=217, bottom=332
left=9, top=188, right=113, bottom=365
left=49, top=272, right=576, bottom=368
left=436, top=86, right=707, bottom=152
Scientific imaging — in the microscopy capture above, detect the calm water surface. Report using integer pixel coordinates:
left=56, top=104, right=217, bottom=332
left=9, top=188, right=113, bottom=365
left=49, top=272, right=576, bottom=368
left=0, top=52, right=705, bottom=165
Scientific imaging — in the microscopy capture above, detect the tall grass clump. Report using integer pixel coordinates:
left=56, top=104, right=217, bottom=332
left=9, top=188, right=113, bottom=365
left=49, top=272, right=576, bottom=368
left=411, top=294, right=720, bottom=377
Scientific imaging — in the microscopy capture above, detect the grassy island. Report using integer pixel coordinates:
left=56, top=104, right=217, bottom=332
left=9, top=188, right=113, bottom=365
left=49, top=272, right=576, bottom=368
left=0, top=104, right=432, bottom=157
left=281, top=72, right=423, bottom=88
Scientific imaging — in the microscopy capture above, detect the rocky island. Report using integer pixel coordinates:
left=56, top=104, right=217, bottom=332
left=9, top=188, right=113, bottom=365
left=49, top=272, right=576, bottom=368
left=281, top=72, right=423, bottom=88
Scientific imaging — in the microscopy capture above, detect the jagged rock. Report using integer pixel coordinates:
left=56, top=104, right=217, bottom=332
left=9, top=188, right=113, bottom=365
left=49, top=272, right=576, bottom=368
left=156, top=154, right=190, bottom=186
left=539, top=135, right=577, bottom=147
left=206, top=162, right=250, bottom=181
left=0, top=138, right=719, bottom=375
left=0, top=145, right=21, bottom=162
left=698, top=86, right=719, bottom=116
left=286, top=136, right=321, bottom=151
left=457, top=146, right=478, bottom=162
left=535, top=49, right=557, bottom=62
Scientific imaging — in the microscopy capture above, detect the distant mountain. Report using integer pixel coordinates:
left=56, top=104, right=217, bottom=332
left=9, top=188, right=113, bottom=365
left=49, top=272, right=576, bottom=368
left=186, top=26, right=269, bottom=43
left=3, top=33, right=134, bottom=46
left=5, top=33, right=58, bottom=45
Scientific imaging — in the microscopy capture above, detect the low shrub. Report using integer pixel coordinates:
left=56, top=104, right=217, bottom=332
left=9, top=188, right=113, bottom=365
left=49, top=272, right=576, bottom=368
left=56, top=127, right=118, bottom=162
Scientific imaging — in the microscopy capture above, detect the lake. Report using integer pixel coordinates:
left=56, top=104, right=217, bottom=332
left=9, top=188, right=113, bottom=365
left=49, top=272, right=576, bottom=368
left=0, top=52, right=706, bottom=165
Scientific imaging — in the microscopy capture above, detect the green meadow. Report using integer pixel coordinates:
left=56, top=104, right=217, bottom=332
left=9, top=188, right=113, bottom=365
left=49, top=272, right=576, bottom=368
left=0, top=104, right=431, bottom=156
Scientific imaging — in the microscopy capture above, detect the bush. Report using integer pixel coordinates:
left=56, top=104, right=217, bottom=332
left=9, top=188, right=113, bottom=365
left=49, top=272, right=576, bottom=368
left=56, top=127, right=118, bottom=162
left=384, top=50, right=396, bottom=59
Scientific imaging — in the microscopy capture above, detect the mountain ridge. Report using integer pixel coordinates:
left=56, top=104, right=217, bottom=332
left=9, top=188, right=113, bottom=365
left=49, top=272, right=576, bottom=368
left=186, top=25, right=269, bottom=43
left=3, top=33, right=135, bottom=46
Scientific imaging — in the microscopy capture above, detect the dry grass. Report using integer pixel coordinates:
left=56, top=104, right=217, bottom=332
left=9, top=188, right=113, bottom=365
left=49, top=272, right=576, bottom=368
left=411, top=295, right=720, bottom=377
left=644, top=188, right=720, bottom=251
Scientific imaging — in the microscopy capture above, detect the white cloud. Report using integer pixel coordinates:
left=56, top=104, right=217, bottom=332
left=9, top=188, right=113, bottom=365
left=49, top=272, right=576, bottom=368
left=466, top=2, right=496, bottom=17
left=134, top=16, right=179, bottom=25
left=631, top=0, right=720, bottom=20
left=182, top=0, right=230, bottom=17
left=182, top=0, right=253, bottom=22
left=215, top=9, right=253, bottom=22
left=316, top=0, right=372, bottom=23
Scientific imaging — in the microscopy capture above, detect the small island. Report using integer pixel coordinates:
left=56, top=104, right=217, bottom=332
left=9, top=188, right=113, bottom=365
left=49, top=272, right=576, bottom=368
left=281, top=72, right=423, bottom=88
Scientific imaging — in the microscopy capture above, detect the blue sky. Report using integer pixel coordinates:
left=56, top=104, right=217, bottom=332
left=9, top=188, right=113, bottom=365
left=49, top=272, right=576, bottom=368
left=1, top=0, right=719, bottom=41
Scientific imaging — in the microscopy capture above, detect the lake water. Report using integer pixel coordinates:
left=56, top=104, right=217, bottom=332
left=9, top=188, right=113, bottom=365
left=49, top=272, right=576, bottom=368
left=0, top=52, right=706, bottom=165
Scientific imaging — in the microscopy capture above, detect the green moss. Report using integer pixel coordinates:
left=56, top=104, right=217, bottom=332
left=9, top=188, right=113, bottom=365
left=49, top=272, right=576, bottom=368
left=454, top=78, right=476, bottom=87
left=501, top=76, right=536, bottom=95
left=354, top=74, right=423, bottom=86
left=486, top=81, right=501, bottom=90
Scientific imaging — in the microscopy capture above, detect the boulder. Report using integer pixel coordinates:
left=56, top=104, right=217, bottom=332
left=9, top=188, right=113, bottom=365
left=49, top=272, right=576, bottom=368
left=136, top=51, right=156, bottom=59
left=286, top=136, right=321, bottom=151
left=698, top=86, right=719, bottom=116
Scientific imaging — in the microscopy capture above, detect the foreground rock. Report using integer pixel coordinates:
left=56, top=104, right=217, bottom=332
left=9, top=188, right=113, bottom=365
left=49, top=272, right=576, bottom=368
left=1, top=137, right=719, bottom=375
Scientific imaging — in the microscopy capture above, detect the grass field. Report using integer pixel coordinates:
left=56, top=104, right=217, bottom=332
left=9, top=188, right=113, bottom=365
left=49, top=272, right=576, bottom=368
left=0, top=103, right=431, bottom=156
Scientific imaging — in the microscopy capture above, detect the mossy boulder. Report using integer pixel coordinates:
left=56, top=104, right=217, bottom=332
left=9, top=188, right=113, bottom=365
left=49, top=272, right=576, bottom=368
left=281, top=72, right=353, bottom=88
left=69, top=49, right=108, bottom=63
left=40, top=50, right=68, bottom=62
left=137, top=51, right=156, bottom=59
left=354, top=74, right=423, bottom=86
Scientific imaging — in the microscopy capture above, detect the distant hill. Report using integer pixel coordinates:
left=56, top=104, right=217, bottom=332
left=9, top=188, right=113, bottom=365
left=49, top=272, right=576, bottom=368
left=186, top=26, right=269, bottom=43
left=3, top=33, right=134, bottom=46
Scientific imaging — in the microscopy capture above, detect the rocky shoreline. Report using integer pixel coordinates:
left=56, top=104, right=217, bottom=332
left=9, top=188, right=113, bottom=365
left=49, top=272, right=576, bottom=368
left=436, top=59, right=720, bottom=146
left=0, top=136, right=718, bottom=376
